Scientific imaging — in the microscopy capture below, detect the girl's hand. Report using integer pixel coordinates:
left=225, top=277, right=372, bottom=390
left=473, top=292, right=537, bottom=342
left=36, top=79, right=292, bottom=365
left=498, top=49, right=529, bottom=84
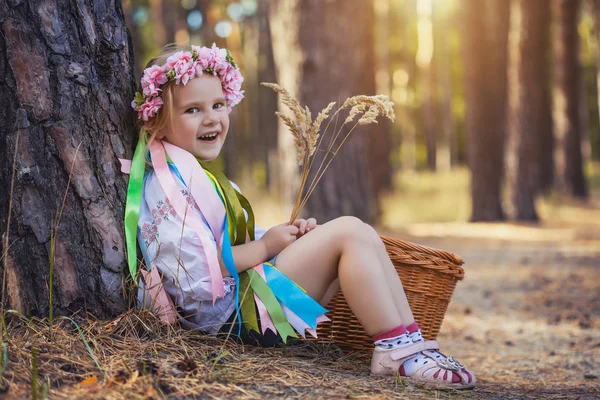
left=292, top=218, right=317, bottom=237
left=260, top=223, right=299, bottom=259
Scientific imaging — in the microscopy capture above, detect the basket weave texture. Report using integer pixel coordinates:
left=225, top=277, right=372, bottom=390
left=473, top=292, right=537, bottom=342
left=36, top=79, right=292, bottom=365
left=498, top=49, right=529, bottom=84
left=313, top=236, right=465, bottom=357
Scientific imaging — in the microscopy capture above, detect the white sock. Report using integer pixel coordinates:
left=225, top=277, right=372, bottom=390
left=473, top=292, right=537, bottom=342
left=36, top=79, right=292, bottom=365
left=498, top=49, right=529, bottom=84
left=375, top=332, right=433, bottom=377
left=374, top=332, right=412, bottom=350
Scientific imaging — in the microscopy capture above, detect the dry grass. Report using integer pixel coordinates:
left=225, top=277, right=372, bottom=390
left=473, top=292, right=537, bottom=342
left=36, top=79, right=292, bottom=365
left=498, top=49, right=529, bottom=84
left=0, top=309, right=450, bottom=399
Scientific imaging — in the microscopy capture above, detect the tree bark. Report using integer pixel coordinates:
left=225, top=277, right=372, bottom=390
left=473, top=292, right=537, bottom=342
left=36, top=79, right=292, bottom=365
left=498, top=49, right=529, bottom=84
left=507, top=0, right=552, bottom=221
left=553, top=0, right=588, bottom=198
left=462, top=0, right=510, bottom=222
left=269, top=0, right=377, bottom=223
left=0, top=0, right=135, bottom=317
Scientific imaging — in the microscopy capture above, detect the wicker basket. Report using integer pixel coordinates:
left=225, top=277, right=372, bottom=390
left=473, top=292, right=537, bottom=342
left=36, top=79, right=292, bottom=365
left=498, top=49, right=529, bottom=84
left=313, top=235, right=465, bottom=358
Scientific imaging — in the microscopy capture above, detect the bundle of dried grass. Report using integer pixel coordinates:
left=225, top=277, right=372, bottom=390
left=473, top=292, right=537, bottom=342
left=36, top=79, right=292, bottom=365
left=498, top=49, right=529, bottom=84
left=261, top=83, right=395, bottom=223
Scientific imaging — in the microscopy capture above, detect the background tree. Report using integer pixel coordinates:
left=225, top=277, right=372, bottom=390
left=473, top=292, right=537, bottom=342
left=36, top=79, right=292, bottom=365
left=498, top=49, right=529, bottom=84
left=0, top=0, right=134, bottom=316
left=553, top=0, right=588, bottom=198
left=433, top=0, right=458, bottom=170
left=369, top=0, right=394, bottom=197
left=462, top=0, right=511, bottom=221
left=255, top=0, right=280, bottom=190
left=417, top=0, right=437, bottom=171
left=506, top=0, right=553, bottom=220
left=269, top=0, right=377, bottom=223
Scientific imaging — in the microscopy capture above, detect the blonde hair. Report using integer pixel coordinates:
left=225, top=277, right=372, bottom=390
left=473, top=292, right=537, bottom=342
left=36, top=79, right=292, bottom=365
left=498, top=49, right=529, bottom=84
left=136, top=44, right=192, bottom=150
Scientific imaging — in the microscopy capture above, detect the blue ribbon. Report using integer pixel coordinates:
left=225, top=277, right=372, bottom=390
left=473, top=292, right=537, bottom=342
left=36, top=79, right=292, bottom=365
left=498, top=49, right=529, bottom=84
left=220, top=218, right=243, bottom=335
left=263, top=264, right=328, bottom=329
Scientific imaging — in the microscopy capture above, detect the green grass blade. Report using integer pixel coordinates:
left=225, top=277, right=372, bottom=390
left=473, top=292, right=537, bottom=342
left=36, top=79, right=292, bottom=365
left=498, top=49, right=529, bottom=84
left=6, top=309, right=39, bottom=333
left=58, top=316, right=102, bottom=372
left=0, top=340, right=7, bottom=379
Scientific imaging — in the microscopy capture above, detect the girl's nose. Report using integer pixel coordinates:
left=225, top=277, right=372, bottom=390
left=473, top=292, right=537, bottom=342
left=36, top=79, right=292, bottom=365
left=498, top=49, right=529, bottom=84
left=203, top=110, right=219, bottom=126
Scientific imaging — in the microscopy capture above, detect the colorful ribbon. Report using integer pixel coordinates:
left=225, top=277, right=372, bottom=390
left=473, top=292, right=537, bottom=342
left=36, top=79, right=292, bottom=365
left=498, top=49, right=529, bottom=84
left=246, top=269, right=297, bottom=343
left=263, top=265, right=328, bottom=329
left=162, top=142, right=226, bottom=244
left=124, top=140, right=146, bottom=278
left=200, top=159, right=255, bottom=244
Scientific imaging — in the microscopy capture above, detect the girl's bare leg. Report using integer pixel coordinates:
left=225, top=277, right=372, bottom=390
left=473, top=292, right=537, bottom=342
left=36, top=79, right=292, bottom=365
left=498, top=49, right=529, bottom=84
left=363, top=224, right=416, bottom=324
left=274, top=216, right=402, bottom=336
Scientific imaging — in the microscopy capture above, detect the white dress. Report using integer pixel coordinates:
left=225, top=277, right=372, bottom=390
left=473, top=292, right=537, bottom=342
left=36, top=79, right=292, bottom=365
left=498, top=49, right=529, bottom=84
left=136, top=165, right=266, bottom=333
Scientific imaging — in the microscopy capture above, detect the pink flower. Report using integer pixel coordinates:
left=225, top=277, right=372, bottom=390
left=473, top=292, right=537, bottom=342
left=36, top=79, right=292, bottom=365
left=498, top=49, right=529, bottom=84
left=139, top=96, right=163, bottom=121
left=213, top=58, right=230, bottom=76
left=193, top=45, right=212, bottom=70
left=222, top=68, right=243, bottom=91
left=225, top=89, right=244, bottom=109
left=210, top=43, right=227, bottom=62
left=165, top=51, right=183, bottom=70
left=193, top=62, right=205, bottom=77
left=167, top=51, right=196, bottom=85
left=141, top=65, right=167, bottom=96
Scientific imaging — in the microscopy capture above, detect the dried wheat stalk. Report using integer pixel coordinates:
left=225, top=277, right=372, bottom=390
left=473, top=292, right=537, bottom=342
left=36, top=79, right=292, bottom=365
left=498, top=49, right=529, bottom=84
left=261, top=83, right=395, bottom=223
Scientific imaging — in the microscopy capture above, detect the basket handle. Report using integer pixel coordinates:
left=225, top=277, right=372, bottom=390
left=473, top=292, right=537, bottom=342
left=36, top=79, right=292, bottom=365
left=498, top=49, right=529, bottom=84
left=380, top=235, right=463, bottom=265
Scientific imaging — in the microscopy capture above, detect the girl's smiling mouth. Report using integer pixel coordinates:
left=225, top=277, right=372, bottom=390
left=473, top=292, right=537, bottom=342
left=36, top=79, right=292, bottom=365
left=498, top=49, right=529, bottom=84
left=198, top=131, right=220, bottom=142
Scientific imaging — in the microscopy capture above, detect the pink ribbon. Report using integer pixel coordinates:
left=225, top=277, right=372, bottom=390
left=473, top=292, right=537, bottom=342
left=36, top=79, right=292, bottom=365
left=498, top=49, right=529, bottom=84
left=140, top=264, right=177, bottom=324
left=119, top=158, right=132, bottom=174
left=162, top=141, right=226, bottom=245
left=149, top=140, right=224, bottom=302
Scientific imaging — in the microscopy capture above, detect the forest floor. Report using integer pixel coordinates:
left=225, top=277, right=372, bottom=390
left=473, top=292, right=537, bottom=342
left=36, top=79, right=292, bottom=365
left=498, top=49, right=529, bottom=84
left=0, top=168, right=598, bottom=399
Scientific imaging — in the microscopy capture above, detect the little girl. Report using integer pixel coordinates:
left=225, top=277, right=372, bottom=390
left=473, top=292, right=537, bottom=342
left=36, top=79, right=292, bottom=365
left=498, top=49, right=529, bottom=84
left=124, top=44, right=476, bottom=390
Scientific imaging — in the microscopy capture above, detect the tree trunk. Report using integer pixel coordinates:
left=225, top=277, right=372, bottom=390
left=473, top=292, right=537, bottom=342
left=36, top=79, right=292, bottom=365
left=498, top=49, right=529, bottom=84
left=122, top=0, right=145, bottom=82
left=462, top=0, right=510, bottom=222
left=507, top=0, right=552, bottom=221
left=417, top=0, right=437, bottom=171
left=553, top=0, right=588, bottom=198
left=270, top=0, right=377, bottom=223
left=0, top=0, right=134, bottom=317
left=256, top=0, right=279, bottom=190
left=369, top=0, right=393, bottom=196
left=434, top=1, right=457, bottom=170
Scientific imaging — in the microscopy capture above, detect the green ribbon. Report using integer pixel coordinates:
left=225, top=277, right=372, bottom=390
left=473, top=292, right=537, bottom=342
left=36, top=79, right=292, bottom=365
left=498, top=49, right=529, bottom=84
left=201, top=163, right=259, bottom=331
left=124, top=140, right=147, bottom=278
left=238, top=273, right=259, bottom=333
left=247, top=269, right=297, bottom=343
left=200, top=160, right=255, bottom=244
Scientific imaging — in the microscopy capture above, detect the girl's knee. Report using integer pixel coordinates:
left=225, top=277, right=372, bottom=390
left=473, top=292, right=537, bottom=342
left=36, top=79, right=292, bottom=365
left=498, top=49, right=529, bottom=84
left=363, top=223, right=384, bottom=245
left=329, top=216, right=377, bottom=243
left=331, top=216, right=364, bottom=237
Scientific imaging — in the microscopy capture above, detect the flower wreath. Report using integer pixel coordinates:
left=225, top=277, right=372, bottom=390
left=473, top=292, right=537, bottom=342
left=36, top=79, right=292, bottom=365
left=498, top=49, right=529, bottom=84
left=131, top=44, right=244, bottom=121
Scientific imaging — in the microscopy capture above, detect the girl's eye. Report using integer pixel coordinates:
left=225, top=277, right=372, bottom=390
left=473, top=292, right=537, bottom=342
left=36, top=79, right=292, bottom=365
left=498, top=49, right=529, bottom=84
left=213, top=102, right=224, bottom=109
left=185, top=107, right=199, bottom=114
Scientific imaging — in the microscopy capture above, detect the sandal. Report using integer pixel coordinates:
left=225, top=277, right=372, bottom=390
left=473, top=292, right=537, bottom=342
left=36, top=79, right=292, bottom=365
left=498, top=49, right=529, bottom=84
left=371, top=340, right=476, bottom=390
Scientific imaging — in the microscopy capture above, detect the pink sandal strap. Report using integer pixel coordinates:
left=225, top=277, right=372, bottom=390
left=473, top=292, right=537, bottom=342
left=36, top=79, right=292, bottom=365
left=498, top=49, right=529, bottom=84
left=387, top=340, right=439, bottom=361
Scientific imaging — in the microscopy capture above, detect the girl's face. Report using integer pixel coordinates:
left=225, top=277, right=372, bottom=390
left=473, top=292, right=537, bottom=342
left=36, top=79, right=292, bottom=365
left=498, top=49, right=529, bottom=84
left=159, top=74, right=229, bottom=161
